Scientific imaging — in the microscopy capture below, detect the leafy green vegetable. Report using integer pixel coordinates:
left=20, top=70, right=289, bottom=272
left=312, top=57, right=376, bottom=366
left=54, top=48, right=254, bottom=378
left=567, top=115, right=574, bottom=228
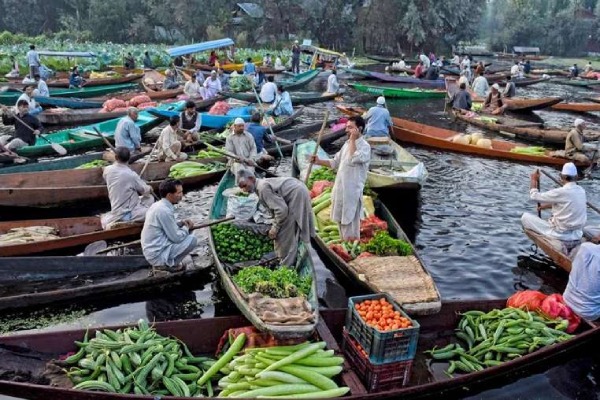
left=74, top=160, right=110, bottom=169
left=307, top=168, right=336, bottom=190
left=168, top=161, right=226, bottom=178
left=212, top=223, right=274, bottom=263
left=233, top=266, right=312, bottom=298
left=364, top=231, right=413, bottom=257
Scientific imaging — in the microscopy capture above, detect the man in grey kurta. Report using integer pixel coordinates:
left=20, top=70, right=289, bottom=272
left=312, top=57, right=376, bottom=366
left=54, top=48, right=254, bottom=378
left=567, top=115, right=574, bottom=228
left=310, top=116, right=371, bottom=239
left=225, top=117, right=258, bottom=178
left=101, top=147, right=154, bottom=229
left=238, top=170, right=315, bottom=267
left=141, top=179, right=197, bottom=268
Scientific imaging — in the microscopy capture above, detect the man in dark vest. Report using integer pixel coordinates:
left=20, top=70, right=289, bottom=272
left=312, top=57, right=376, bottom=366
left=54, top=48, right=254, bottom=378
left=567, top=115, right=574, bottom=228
left=178, top=100, right=201, bottom=143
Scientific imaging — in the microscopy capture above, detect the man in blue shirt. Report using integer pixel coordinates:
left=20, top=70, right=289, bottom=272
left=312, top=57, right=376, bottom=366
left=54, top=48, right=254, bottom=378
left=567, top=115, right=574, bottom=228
left=246, top=112, right=292, bottom=160
left=115, top=107, right=141, bottom=153
left=269, top=85, right=294, bottom=117
left=243, top=57, right=256, bottom=76
left=363, top=97, right=392, bottom=137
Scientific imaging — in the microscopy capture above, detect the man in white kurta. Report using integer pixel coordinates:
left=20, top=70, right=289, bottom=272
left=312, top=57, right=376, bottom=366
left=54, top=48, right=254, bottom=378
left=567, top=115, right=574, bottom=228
left=203, top=71, right=222, bottom=99
left=226, top=118, right=258, bottom=178
left=419, top=53, right=431, bottom=69
left=183, top=75, right=202, bottom=99
left=101, top=147, right=154, bottom=230
left=156, top=115, right=187, bottom=162
left=563, top=242, right=600, bottom=320
left=522, top=163, right=587, bottom=249
left=471, top=73, right=489, bottom=98
left=238, top=170, right=315, bottom=267
left=326, top=70, right=340, bottom=95
left=141, top=179, right=197, bottom=268
left=310, top=117, right=371, bottom=239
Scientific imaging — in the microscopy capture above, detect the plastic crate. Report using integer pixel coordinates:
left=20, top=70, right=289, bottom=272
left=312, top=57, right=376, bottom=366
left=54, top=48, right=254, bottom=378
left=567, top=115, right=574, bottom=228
left=345, top=293, right=419, bottom=364
left=342, top=329, right=412, bottom=392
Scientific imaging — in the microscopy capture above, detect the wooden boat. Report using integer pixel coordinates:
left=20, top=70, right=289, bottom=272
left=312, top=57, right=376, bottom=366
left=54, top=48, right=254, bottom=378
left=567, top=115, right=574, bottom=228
left=345, top=68, right=374, bottom=78
left=194, top=60, right=263, bottom=73
left=0, top=255, right=206, bottom=312
left=550, top=102, right=600, bottom=113
left=523, top=229, right=573, bottom=272
left=0, top=158, right=225, bottom=209
left=0, top=303, right=598, bottom=399
left=551, top=78, right=600, bottom=88
left=148, top=105, right=254, bottom=129
left=365, top=54, right=401, bottom=63
left=220, top=90, right=337, bottom=105
left=208, top=170, right=319, bottom=339
left=349, top=82, right=446, bottom=99
left=0, top=217, right=142, bottom=257
left=37, top=108, right=127, bottom=126
left=366, top=71, right=445, bottom=88
left=141, top=69, right=185, bottom=100
left=46, top=73, right=144, bottom=88
left=584, top=97, right=600, bottom=104
left=392, top=117, right=590, bottom=167
left=108, top=66, right=146, bottom=75
left=292, top=142, right=441, bottom=315
left=276, top=69, right=321, bottom=90
left=34, top=96, right=103, bottom=109
left=0, top=83, right=140, bottom=105
left=532, top=69, right=570, bottom=76
left=500, top=77, right=550, bottom=87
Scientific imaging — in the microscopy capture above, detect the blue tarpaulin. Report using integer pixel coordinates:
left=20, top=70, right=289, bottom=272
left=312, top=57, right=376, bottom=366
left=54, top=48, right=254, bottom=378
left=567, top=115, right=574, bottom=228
left=38, top=51, right=96, bottom=57
left=166, top=38, right=235, bottom=57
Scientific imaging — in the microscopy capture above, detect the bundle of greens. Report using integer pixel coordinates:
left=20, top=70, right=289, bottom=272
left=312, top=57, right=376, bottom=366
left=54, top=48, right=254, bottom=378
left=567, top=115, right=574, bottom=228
left=190, top=150, right=223, bottom=159
left=307, top=168, right=336, bottom=190
left=75, top=160, right=109, bottom=169
left=233, top=266, right=312, bottom=298
left=213, top=224, right=274, bottom=263
left=229, top=75, right=253, bottom=92
left=364, top=231, right=413, bottom=257
left=510, top=146, right=546, bottom=155
left=168, top=162, right=225, bottom=179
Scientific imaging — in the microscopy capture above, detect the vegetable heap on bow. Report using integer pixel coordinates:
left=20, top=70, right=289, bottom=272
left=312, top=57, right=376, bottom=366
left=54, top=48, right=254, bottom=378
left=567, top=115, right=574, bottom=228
left=213, top=223, right=274, bottom=263
left=233, top=266, right=312, bottom=298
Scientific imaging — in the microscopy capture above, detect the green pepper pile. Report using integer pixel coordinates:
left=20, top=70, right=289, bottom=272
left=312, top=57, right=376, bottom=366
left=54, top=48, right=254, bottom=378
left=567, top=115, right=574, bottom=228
left=233, top=266, right=312, bottom=298
left=427, top=307, right=573, bottom=375
left=307, top=168, right=336, bottom=190
left=213, top=224, right=274, bottom=263
left=62, top=319, right=218, bottom=396
left=364, top=231, right=413, bottom=256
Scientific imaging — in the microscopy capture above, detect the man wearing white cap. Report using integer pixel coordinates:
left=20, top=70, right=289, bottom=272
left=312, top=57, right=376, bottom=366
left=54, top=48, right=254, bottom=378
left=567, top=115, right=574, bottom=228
left=202, top=70, right=222, bottom=99
left=225, top=117, right=257, bottom=177
left=363, top=97, right=392, bottom=138
left=565, top=118, right=597, bottom=164
left=484, top=83, right=505, bottom=115
left=522, top=163, right=587, bottom=250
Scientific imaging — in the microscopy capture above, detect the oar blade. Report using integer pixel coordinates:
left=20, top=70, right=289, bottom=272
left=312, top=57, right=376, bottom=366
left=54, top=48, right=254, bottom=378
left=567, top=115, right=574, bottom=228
left=51, top=143, right=68, bottom=156
left=83, top=240, right=108, bottom=256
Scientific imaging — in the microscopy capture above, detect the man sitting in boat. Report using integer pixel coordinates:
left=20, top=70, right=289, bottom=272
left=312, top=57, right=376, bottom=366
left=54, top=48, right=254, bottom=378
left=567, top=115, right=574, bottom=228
left=268, top=85, right=294, bottom=117
left=163, top=69, right=179, bottom=90
left=143, top=51, right=153, bottom=69
left=101, top=146, right=154, bottom=230
left=510, top=61, right=522, bottom=78
left=565, top=118, right=598, bottom=164
left=260, top=76, right=277, bottom=103
left=16, top=84, right=42, bottom=116
left=471, top=71, right=489, bottom=98
left=5, top=55, right=19, bottom=78
left=309, top=116, right=371, bottom=240
left=563, top=242, right=600, bottom=320
left=522, top=163, right=587, bottom=252
left=155, top=115, right=188, bottom=162
left=363, top=96, right=392, bottom=138
left=570, top=64, right=579, bottom=78
left=325, top=70, right=340, bottom=95
left=226, top=117, right=258, bottom=177
left=34, top=74, right=49, bottom=98
left=115, top=107, right=142, bottom=154
left=141, top=179, right=197, bottom=270
left=584, top=62, right=594, bottom=75
left=502, top=75, right=516, bottom=98
left=124, top=52, right=136, bottom=70
left=414, top=61, right=425, bottom=79
left=449, top=82, right=472, bottom=111
left=237, top=169, right=315, bottom=266
left=179, top=101, right=201, bottom=143
left=0, top=100, right=42, bottom=151
left=246, top=112, right=291, bottom=163
left=484, top=84, right=505, bottom=115
left=243, top=58, right=257, bottom=79
left=203, top=70, right=222, bottom=99
left=424, top=64, right=440, bottom=81
left=183, top=73, right=202, bottom=99
left=523, top=60, right=532, bottom=74
left=69, top=66, right=84, bottom=88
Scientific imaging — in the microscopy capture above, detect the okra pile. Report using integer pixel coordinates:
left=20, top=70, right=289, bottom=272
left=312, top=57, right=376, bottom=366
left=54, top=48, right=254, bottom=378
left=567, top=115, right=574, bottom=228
left=62, top=320, right=218, bottom=396
left=218, top=335, right=349, bottom=398
left=427, top=307, right=574, bottom=375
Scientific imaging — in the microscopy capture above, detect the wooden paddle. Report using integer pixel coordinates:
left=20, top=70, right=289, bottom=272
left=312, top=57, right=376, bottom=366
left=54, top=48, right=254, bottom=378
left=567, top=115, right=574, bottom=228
left=139, top=139, right=161, bottom=179
left=92, top=127, right=116, bottom=151
left=204, top=142, right=280, bottom=177
left=1, top=105, right=67, bottom=155
left=304, top=111, right=330, bottom=185
left=536, top=169, right=542, bottom=218
left=94, top=216, right=235, bottom=254
left=251, top=85, right=284, bottom=159
left=540, top=169, right=600, bottom=215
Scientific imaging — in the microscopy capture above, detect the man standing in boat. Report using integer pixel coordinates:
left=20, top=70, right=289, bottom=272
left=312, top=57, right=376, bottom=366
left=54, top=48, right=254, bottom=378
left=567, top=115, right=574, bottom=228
left=309, top=116, right=371, bottom=240
left=141, top=179, right=197, bottom=270
left=291, top=40, right=301, bottom=74
left=325, top=69, right=340, bottom=95
left=363, top=97, right=392, bottom=138
left=237, top=169, right=315, bottom=266
left=521, top=163, right=587, bottom=251
left=26, top=44, right=40, bottom=79
left=115, top=107, right=142, bottom=154
left=101, top=146, right=154, bottom=229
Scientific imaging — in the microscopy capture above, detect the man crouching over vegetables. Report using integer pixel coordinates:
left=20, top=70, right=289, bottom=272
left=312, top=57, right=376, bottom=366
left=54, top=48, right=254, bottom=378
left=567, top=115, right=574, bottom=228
left=309, top=116, right=371, bottom=240
left=237, top=169, right=315, bottom=266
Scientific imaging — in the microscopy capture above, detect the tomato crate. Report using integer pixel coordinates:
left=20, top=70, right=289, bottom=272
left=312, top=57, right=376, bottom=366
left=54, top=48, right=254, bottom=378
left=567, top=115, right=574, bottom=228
left=342, top=329, right=412, bottom=392
left=345, top=293, right=419, bottom=364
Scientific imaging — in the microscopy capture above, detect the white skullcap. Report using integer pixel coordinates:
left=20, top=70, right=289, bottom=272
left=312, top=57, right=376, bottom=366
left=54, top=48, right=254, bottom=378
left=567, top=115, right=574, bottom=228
left=294, top=40, right=299, bottom=43
left=234, top=118, right=245, bottom=125
left=574, top=118, right=586, bottom=127
left=211, top=70, right=217, bottom=75
left=561, top=162, right=578, bottom=177
left=492, top=83, right=500, bottom=90
left=376, top=96, right=386, bottom=105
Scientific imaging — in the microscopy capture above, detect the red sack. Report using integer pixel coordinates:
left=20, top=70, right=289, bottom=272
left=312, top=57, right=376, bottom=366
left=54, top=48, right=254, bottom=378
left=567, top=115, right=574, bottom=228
left=102, top=98, right=127, bottom=112
left=329, top=244, right=352, bottom=262
left=540, top=294, right=581, bottom=333
left=506, top=290, right=547, bottom=311
left=209, top=101, right=231, bottom=115
left=309, top=181, right=333, bottom=198
left=137, top=101, right=158, bottom=109
left=127, top=94, right=152, bottom=107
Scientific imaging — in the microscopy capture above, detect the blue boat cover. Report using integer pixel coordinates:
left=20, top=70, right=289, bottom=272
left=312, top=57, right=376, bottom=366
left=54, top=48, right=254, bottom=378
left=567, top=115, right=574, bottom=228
left=166, top=39, right=235, bottom=57
left=38, top=51, right=97, bottom=58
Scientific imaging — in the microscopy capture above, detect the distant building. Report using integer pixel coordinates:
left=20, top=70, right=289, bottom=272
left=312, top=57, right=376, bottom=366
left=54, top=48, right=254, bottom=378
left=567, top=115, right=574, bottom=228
left=232, top=3, right=264, bottom=25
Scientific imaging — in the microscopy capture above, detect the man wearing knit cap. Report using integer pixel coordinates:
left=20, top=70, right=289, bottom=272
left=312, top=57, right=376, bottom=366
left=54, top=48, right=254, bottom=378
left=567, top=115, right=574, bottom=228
left=225, top=117, right=257, bottom=178
left=565, top=118, right=597, bottom=164
left=363, top=96, right=392, bottom=138
left=522, top=162, right=587, bottom=251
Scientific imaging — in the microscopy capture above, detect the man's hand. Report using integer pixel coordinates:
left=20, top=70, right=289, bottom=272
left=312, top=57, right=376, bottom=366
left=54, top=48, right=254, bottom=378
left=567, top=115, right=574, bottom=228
left=268, top=226, right=278, bottom=239
left=307, top=154, right=318, bottom=164
left=531, top=169, right=540, bottom=181
left=530, top=169, right=540, bottom=189
left=537, top=204, right=551, bottom=212
left=183, top=219, right=194, bottom=229
left=349, top=126, right=361, bottom=141
left=33, top=130, right=40, bottom=136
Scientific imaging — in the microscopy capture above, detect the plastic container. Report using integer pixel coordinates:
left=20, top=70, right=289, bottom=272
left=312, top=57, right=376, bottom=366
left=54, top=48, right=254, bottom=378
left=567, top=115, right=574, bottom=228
left=346, top=293, right=419, bottom=364
left=342, top=329, right=412, bottom=392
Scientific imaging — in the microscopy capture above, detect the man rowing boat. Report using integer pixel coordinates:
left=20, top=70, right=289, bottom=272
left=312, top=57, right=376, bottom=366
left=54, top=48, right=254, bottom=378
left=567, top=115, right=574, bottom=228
left=564, top=118, right=598, bottom=164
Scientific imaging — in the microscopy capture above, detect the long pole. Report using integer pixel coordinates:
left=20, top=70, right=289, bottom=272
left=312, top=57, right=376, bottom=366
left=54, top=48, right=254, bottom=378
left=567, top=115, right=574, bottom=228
left=304, top=111, right=330, bottom=185
left=252, top=85, right=284, bottom=159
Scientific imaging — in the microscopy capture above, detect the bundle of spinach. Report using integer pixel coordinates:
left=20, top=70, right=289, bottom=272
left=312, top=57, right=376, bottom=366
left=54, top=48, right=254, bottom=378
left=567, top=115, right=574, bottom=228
left=307, top=168, right=336, bottom=189
left=364, top=231, right=413, bottom=257
left=233, top=266, right=312, bottom=298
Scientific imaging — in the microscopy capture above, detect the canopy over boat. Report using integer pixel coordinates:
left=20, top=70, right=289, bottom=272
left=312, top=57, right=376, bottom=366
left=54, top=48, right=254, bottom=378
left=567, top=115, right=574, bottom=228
left=37, top=51, right=96, bottom=58
left=166, top=38, right=235, bottom=57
